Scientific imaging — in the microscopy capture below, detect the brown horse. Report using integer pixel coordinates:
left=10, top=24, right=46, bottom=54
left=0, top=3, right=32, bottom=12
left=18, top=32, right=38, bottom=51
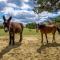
left=36, top=24, right=60, bottom=44
left=3, top=16, right=24, bottom=45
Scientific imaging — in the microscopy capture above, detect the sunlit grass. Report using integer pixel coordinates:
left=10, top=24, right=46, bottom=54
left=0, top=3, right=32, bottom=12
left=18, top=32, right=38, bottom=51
left=23, top=28, right=40, bottom=35
left=0, top=29, right=7, bottom=36
left=0, top=28, right=40, bottom=36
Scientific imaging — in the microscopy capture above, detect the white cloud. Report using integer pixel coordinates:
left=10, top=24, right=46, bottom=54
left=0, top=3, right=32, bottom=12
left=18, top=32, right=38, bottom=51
left=21, top=2, right=32, bottom=10
left=13, top=10, right=35, bottom=16
left=39, top=11, right=51, bottom=17
left=21, top=0, right=29, bottom=2
left=2, top=6, right=60, bottom=23
left=3, top=7, right=15, bottom=15
left=1, top=0, right=60, bottom=24
left=7, top=3, right=19, bottom=8
left=57, top=11, right=60, bottom=15
left=39, top=11, right=60, bottom=19
left=0, top=0, right=7, bottom=3
left=2, top=5, right=35, bottom=16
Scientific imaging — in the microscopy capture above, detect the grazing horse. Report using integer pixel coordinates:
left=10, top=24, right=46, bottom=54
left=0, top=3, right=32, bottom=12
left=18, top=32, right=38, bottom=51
left=3, top=16, right=24, bottom=45
left=36, top=24, right=60, bottom=44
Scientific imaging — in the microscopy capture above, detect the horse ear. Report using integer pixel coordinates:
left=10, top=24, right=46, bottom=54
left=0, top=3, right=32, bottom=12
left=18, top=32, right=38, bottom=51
left=3, top=16, right=6, bottom=21
left=8, top=16, right=12, bottom=22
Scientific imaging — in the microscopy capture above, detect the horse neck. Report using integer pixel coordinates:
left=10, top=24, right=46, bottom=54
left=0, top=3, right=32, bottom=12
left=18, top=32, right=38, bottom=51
left=8, top=22, right=12, bottom=31
left=39, top=25, right=45, bottom=29
left=19, top=23, right=24, bottom=30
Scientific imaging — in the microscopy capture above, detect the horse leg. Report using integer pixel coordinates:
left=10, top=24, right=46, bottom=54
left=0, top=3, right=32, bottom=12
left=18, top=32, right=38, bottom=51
left=12, top=33, right=15, bottom=45
left=45, top=33, right=48, bottom=43
left=11, top=32, right=15, bottom=45
left=41, top=33, right=43, bottom=44
left=9, top=32, right=12, bottom=45
left=9, top=32, right=15, bottom=45
left=9, top=33, right=11, bottom=45
left=19, top=31, right=23, bottom=43
left=52, top=33, right=55, bottom=43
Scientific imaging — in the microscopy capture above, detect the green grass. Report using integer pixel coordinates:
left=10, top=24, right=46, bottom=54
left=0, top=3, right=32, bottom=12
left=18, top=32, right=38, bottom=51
left=0, top=29, right=7, bottom=36
left=23, top=28, right=39, bottom=35
left=0, top=28, right=40, bottom=36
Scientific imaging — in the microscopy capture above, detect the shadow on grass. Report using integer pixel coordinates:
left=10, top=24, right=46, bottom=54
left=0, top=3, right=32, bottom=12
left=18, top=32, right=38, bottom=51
left=37, top=42, right=60, bottom=53
left=0, top=42, right=21, bottom=59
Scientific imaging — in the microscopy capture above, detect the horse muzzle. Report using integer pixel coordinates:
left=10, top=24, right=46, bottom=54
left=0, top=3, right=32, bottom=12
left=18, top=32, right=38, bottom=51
left=4, top=28, right=8, bottom=32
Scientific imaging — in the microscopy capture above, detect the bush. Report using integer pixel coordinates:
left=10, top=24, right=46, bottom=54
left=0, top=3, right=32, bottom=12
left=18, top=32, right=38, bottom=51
left=26, top=22, right=37, bottom=29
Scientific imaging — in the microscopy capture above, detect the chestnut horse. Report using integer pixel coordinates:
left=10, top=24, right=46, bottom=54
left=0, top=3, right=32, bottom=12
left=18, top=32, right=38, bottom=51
left=3, top=16, right=24, bottom=45
left=36, top=24, right=60, bottom=44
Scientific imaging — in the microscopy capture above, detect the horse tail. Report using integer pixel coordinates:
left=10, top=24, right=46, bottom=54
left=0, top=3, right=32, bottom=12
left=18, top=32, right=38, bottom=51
left=57, top=27, right=60, bottom=34
left=20, top=23, right=24, bottom=32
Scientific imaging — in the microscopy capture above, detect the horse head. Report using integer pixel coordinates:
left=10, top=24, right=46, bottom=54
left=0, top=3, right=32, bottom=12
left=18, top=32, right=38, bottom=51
left=36, top=24, right=40, bottom=32
left=3, top=16, right=12, bottom=32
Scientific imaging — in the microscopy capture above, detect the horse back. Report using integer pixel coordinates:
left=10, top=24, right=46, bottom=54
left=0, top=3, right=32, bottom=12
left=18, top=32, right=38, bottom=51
left=9, top=22, right=24, bottom=33
left=40, top=25, right=57, bottom=33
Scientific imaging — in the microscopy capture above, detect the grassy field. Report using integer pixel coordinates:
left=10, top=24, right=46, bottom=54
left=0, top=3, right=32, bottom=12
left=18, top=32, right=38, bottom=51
left=0, top=28, right=40, bottom=36
left=0, top=29, right=6, bottom=36
left=0, top=28, right=60, bottom=60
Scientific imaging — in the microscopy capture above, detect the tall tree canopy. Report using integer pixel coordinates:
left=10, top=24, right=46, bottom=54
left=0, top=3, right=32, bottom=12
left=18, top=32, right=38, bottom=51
left=34, top=0, right=60, bottom=13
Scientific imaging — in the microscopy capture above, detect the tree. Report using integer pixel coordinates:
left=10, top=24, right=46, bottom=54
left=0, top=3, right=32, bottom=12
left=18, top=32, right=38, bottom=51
left=34, top=0, right=60, bottom=13
left=26, top=22, right=36, bottom=29
left=54, top=16, right=60, bottom=22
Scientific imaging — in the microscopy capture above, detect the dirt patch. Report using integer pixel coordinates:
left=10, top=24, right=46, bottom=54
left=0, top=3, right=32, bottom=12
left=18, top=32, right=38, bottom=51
left=0, top=33, right=60, bottom=60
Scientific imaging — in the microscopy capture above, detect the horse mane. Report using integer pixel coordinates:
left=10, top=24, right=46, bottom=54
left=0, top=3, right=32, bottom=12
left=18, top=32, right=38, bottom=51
left=19, top=23, right=24, bottom=27
left=38, top=24, right=45, bottom=29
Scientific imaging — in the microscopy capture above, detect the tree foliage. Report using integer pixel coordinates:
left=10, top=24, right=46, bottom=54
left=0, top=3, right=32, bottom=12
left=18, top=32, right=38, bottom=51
left=26, top=22, right=36, bottom=29
left=54, top=16, right=60, bottom=22
left=34, top=0, right=60, bottom=13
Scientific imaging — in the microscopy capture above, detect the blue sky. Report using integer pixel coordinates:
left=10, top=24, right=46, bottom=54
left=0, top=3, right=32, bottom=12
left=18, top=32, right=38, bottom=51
left=0, top=0, right=60, bottom=24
